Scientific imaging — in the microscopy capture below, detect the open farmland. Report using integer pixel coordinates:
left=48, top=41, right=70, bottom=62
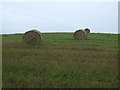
left=2, top=33, right=119, bottom=88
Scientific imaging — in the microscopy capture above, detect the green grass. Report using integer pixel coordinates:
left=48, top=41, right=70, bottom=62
left=2, top=33, right=119, bottom=88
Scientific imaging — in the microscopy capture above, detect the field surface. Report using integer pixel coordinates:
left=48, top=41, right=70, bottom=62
left=2, top=33, right=119, bottom=88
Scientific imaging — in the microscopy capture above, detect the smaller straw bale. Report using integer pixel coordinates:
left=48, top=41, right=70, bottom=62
left=73, top=29, right=87, bottom=39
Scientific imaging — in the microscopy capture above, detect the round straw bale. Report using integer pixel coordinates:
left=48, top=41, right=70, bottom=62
left=73, top=29, right=87, bottom=39
left=23, top=29, right=42, bottom=46
left=85, top=28, right=90, bottom=33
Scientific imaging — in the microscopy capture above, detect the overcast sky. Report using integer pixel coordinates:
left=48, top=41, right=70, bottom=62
left=1, top=2, right=118, bottom=34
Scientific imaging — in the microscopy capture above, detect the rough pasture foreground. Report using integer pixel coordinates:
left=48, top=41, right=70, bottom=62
left=2, top=33, right=118, bottom=88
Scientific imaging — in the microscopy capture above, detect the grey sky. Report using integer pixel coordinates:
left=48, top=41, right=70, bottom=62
left=1, top=2, right=118, bottom=34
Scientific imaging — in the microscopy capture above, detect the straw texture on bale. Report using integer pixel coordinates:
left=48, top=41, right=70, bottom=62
left=23, top=29, right=42, bottom=46
left=85, top=28, right=90, bottom=33
left=73, top=30, right=87, bottom=39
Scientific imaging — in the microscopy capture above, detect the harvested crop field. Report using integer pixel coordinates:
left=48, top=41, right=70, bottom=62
left=2, top=33, right=119, bottom=88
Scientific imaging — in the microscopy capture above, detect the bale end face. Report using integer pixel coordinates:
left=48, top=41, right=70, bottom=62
left=85, top=28, right=90, bottom=33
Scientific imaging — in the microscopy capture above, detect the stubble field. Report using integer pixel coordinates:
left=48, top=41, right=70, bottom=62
left=2, top=33, right=119, bottom=88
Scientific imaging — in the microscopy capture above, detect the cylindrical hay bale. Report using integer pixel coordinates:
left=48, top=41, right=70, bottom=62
left=85, top=28, right=90, bottom=33
left=23, top=29, right=42, bottom=46
left=73, top=29, right=87, bottom=39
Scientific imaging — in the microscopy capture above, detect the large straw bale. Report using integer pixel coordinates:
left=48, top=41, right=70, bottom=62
left=23, top=29, right=42, bottom=46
